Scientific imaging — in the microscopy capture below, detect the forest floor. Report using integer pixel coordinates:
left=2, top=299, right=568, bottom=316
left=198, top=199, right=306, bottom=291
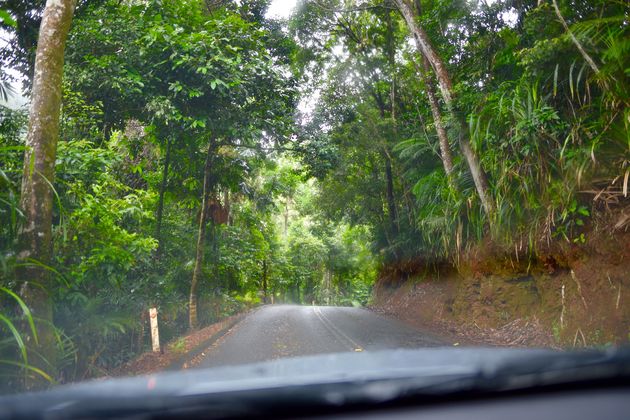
left=111, top=311, right=247, bottom=377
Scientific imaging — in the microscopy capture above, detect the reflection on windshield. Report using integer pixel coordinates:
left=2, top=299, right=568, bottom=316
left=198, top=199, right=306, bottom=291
left=0, top=0, right=628, bottom=395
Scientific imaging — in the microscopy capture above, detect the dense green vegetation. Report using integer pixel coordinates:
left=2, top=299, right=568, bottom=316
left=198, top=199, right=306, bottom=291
left=293, top=0, right=628, bottom=262
left=0, top=0, right=627, bottom=392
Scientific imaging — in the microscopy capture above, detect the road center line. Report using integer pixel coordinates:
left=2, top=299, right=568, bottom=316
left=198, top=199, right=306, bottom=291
left=313, top=307, right=364, bottom=352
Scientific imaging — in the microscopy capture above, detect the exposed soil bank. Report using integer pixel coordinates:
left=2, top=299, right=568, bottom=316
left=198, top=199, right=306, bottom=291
left=372, top=229, right=630, bottom=348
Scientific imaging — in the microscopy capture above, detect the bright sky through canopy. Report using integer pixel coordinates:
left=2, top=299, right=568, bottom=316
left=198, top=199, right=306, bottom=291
left=266, top=0, right=298, bottom=19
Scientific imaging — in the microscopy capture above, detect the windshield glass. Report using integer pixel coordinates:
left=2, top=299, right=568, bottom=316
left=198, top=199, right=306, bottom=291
left=0, top=0, right=628, bottom=396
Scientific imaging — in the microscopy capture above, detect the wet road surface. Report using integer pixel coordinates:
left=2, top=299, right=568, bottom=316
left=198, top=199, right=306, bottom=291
left=199, top=305, right=447, bottom=368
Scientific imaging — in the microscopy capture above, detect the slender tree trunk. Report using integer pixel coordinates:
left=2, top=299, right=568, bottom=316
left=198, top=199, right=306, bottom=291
left=211, top=220, right=219, bottom=283
left=551, top=0, right=600, bottom=74
left=189, top=145, right=213, bottom=329
left=411, top=56, right=455, bottom=177
left=261, top=259, right=268, bottom=304
left=385, top=10, right=400, bottom=236
left=155, top=137, right=172, bottom=255
left=16, top=0, right=76, bottom=387
left=223, top=189, right=230, bottom=226
left=283, top=197, right=290, bottom=237
left=294, top=281, right=300, bottom=303
left=373, top=94, right=400, bottom=239
left=394, top=0, right=494, bottom=215
left=384, top=152, right=398, bottom=236
left=328, top=270, right=332, bottom=305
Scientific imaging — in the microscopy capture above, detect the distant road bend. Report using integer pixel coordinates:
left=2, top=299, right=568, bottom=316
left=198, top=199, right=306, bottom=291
left=199, top=305, right=447, bottom=368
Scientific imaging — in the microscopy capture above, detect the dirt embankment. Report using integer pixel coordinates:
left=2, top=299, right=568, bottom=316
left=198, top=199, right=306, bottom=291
left=372, top=229, right=630, bottom=348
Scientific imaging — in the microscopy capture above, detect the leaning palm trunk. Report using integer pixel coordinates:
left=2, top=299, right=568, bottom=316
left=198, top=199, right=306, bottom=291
left=394, top=0, right=494, bottom=215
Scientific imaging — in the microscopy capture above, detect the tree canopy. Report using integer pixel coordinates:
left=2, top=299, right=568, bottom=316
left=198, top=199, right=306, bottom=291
left=0, top=0, right=628, bottom=392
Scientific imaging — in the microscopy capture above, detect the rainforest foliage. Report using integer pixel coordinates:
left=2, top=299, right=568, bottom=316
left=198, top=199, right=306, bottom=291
left=0, top=0, right=628, bottom=391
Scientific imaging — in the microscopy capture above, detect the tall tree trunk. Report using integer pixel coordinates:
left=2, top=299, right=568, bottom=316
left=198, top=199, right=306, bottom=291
left=394, top=0, right=494, bottom=215
left=283, top=197, right=290, bottom=237
left=385, top=9, right=400, bottom=236
left=373, top=89, right=400, bottom=240
left=551, top=0, right=600, bottom=75
left=223, top=189, right=230, bottom=226
left=155, top=137, right=172, bottom=256
left=189, top=145, right=213, bottom=329
left=16, top=0, right=76, bottom=387
left=261, top=259, right=268, bottom=304
left=384, top=152, right=398, bottom=236
left=294, top=281, right=300, bottom=303
left=411, top=56, right=455, bottom=177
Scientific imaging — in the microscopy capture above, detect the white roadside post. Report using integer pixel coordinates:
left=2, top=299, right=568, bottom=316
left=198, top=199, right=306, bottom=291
left=149, top=307, right=160, bottom=353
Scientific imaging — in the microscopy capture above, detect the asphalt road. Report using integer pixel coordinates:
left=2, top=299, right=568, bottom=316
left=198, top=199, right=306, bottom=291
left=199, top=305, right=447, bottom=368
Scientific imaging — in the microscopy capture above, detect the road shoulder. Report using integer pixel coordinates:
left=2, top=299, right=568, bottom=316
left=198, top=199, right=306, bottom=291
left=110, top=310, right=252, bottom=377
